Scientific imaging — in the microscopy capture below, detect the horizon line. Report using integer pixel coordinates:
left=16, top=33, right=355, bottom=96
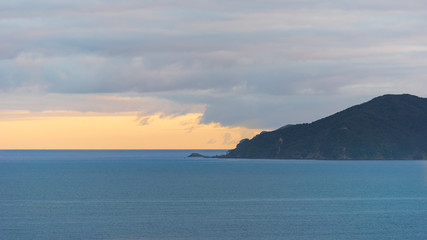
left=0, top=149, right=230, bottom=151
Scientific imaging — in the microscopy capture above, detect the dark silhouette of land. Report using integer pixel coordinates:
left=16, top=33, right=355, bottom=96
left=222, top=94, right=427, bottom=160
left=188, top=153, right=208, bottom=158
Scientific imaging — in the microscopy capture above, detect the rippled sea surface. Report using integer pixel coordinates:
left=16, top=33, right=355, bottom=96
left=1, top=150, right=426, bottom=239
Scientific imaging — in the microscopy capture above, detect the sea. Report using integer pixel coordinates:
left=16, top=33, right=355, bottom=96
left=1, top=150, right=426, bottom=240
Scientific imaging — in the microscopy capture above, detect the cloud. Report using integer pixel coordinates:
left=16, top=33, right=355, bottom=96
left=138, top=117, right=152, bottom=126
left=0, top=91, right=204, bottom=118
left=2, top=0, right=427, bottom=129
left=223, top=133, right=233, bottom=145
left=198, top=94, right=373, bottom=129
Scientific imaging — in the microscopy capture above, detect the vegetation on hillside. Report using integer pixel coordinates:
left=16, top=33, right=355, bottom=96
left=224, top=94, right=427, bottom=160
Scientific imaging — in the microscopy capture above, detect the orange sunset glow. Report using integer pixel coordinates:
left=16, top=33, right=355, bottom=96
left=0, top=112, right=261, bottom=149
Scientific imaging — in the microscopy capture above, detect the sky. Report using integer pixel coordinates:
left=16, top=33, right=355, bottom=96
left=1, top=0, right=427, bottom=149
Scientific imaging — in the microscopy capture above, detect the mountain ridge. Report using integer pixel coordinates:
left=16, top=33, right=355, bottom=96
left=222, top=94, right=427, bottom=160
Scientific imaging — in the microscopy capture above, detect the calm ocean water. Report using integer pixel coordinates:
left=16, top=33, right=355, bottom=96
left=1, top=150, right=426, bottom=240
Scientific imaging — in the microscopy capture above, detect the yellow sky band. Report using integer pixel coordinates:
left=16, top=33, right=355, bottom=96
left=0, top=112, right=261, bottom=149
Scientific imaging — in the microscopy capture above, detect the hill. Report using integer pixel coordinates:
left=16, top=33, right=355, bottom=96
left=223, top=94, right=427, bottom=160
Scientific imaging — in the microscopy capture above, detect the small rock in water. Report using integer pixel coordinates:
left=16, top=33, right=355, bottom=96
left=188, top=153, right=206, bottom=158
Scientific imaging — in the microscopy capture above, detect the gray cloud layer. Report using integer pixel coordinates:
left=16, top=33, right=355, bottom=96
left=2, top=0, right=427, bottom=128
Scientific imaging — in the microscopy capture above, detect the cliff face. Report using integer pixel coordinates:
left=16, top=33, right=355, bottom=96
left=224, top=94, right=427, bottom=160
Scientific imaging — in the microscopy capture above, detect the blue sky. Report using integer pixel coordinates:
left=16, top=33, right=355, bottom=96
left=2, top=0, right=427, bottom=129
